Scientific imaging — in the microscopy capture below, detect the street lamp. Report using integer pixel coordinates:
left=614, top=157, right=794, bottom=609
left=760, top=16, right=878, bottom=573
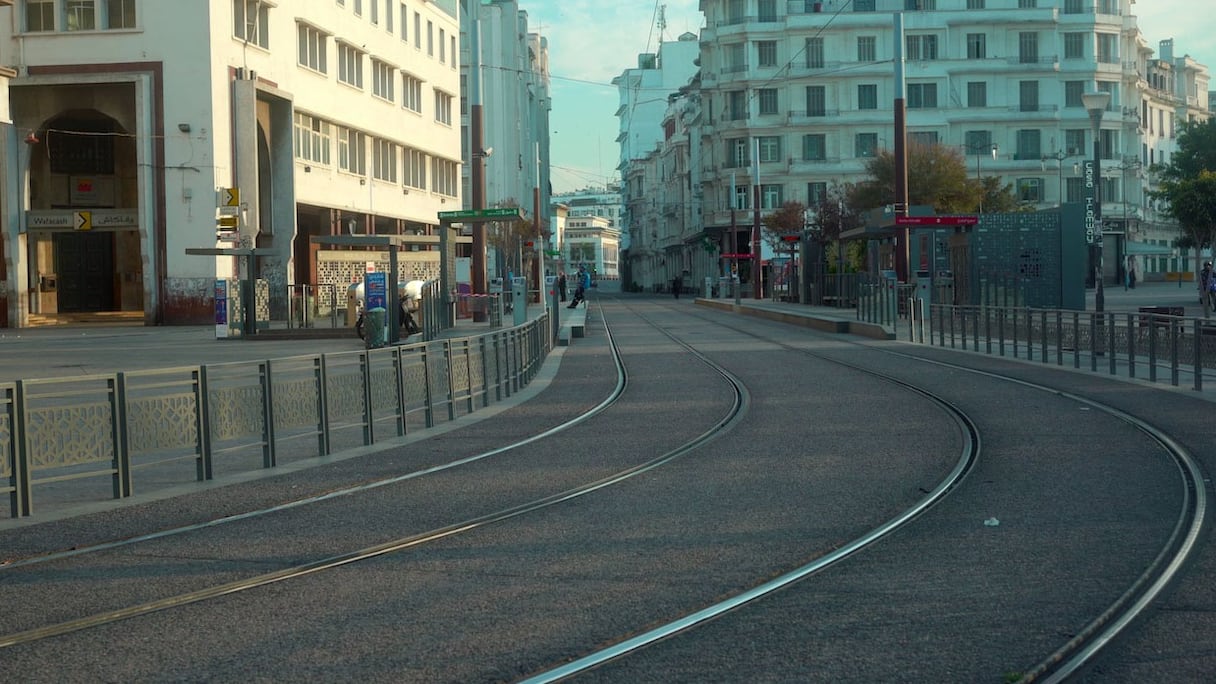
left=1040, top=150, right=1071, bottom=208
left=967, top=143, right=998, bottom=212
left=1082, top=90, right=1110, bottom=312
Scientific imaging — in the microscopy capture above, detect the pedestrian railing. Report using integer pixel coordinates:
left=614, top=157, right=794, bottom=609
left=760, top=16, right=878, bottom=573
left=0, top=314, right=551, bottom=518
left=914, top=303, right=1216, bottom=391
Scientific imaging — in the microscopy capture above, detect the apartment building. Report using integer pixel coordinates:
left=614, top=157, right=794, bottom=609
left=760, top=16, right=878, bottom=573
left=552, top=185, right=624, bottom=282
left=623, top=0, right=1209, bottom=292
left=0, top=0, right=462, bottom=326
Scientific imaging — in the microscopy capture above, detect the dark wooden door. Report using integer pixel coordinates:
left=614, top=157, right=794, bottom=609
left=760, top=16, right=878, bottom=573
left=54, top=231, right=114, bottom=312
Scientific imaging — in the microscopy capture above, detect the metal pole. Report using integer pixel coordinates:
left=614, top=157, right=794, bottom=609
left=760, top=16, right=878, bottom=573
left=470, top=4, right=488, bottom=322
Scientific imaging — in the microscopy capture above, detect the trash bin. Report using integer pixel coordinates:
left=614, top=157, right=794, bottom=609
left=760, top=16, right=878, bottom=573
left=365, top=307, right=386, bottom=348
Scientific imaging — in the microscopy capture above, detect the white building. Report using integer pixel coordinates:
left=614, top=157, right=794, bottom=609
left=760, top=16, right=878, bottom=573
left=551, top=185, right=623, bottom=283
left=0, top=0, right=462, bottom=326
left=625, top=0, right=1210, bottom=292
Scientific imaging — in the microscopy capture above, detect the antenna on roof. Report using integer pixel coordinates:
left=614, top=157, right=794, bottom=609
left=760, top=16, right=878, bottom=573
left=657, top=5, right=667, bottom=42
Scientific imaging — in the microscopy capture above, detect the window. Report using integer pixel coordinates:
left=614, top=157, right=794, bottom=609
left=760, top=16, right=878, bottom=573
left=728, top=138, right=749, bottom=168
left=806, top=86, right=826, bottom=117
left=853, top=0, right=875, bottom=10
left=967, top=0, right=984, bottom=8
left=25, top=1, right=53, bottom=31
left=385, top=0, right=393, bottom=32
left=966, top=33, right=986, bottom=60
left=907, top=83, right=937, bottom=109
left=338, top=127, right=366, bottom=175
left=856, top=133, right=878, bottom=158
left=733, top=185, right=751, bottom=210
left=728, top=90, right=747, bottom=121
left=66, top=0, right=95, bottom=31
left=965, top=130, right=992, bottom=156
left=233, top=0, right=268, bottom=48
left=1019, top=32, right=1039, bottom=63
left=373, top=60, right=395, bottom=101
left=1018, top=0, right=1037, bottom=7
left=757, top=40, right=777, bottom=67
left=1065, top=177, right=1083, bottom=202
left=1019, top=80, right=1039, bottom=112
left=761, top=184, right=783, bottom=209
left=432, top=157, right=458, bottom=197
left=439, top=28, right=446, bottom=63
left=298, top=24, right=328, bottom=73
left=905, top=35, right=937, bottom=61
left=1016, top=129, right=1041, bottom=160
left=400, top=2, right=408, bottom=42
left=1098, top=0, right=1117, bottom=13
left=803, top=134, right=826, bottom=161
left=293, top=113, right=331, bottom=165
left=757, top=88, right=778, bottom=116
left=857, top=36, right=876, bottom=62
left=757, top=0, right=777, bottom=21
left=404, top=147, right=427, bottom=189
left=910, top=131, right=939, bottom=146
left=338, top=43, right=364, bottom=88
left=1097, top=33, right=1118, bottom=64
left=106, top=0, right=135, bottom=28
left=414, top=11, right=420, bottom=46
left=354, top=0, right=362, bottom=16
left=427, top=20, right=433, bottom=56
left=370, top=0, right=378, bottom=24
left=806, top=37, right=824, bottom=69
left=1064, top=33, right=1085, bottom=59
left=758, top=136, right=782, bottom=162
left=402, top=74, right=423, bottom=113
left=858, top=84, right=877, bottom=110
left=451, top=36, right=457, bottom=68
left=1017, top=178, right=1043, bottom=202
left=434, top=90, right=453, bottom=125
left=1064, top=81, right=1085, bottom=107
left=1063, top=0, right=1083, bottom=12
left=808, top=182, right=827, bottom=205
left=967, top=82, right=987, bottom=108
left=1064, top=129, right=1086, bottom=156
left=726, top=43, right=746, bottom=71
left=373, top=139, right=397, bottom=182
left=1099, top=129, right=1116, bottom=160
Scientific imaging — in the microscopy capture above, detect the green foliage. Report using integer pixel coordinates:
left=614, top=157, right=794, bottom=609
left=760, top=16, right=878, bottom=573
left=1150, top=120, right=1216, bottom=255
left=761, top=200, right=807, bottom=253
left=847, top=140, right=999, bottom=213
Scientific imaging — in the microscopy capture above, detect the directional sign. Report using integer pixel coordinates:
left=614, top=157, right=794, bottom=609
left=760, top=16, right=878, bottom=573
left=894, top=215, right=978, bottom=226
left=221, top=187, right=240, bottom=207
left=217, top=216, right=239, bottom=228
left=74, top=211, right=92, bottom=231
left=437, top=207, right=523, bottom=221
left=545, top=249, right=561, bottom=256
left=720, top=253, right=754, bottom=259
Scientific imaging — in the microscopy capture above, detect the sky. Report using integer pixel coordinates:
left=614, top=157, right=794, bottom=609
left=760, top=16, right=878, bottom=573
left=522, top=1, right=1216, bottom=195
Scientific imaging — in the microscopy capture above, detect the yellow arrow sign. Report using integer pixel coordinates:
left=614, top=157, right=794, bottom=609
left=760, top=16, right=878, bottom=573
left=224, top=187, right=240, bottom=206
left=74, top=211, right=92, bottom=231
left=217, top=216, right=238, bottom=228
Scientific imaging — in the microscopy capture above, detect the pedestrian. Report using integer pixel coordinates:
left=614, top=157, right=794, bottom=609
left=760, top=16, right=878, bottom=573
left=557, top=272, right=567, bottom=302
left=672, top=274, right=682, bottom=299
left=568, top=265, right=590, bottom=308
left=1203, top=261, right=1216, bottom=314
left=1127, top=257, right=1137, bottom=290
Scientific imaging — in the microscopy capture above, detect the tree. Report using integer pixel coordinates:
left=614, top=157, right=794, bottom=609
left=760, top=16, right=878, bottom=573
left=760, top=200, right=806, bottom=254
left=1150, top=119, right=1216, bottom=270
left=846, top=140, right=1016, bottom=213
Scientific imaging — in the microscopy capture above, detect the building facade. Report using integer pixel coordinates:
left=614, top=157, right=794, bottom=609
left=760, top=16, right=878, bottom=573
left=0, top=0, right=463, bottom=326
left=622, top=0, right=1210, bottom=293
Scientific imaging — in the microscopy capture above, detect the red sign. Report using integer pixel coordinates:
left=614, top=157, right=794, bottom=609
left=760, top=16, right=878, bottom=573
left=720, top=253, right=754, bottom=259
left=894, top=215, right=978, bottom=226
left=780, top=235, right=800, bottom=242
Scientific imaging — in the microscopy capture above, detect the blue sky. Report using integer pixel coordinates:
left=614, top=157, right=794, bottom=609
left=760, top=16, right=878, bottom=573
left=522, top=1, right=1214, bottom=194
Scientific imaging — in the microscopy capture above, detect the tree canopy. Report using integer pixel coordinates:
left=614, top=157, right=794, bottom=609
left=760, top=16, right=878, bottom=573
left=846, top=140, right=1018, bottom=213
left=1150, top=119, right=1216, bottom=256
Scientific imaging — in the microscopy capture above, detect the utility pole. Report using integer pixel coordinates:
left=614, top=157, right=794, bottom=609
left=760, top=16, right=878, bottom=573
left=469, top=3, right=488, bottom=322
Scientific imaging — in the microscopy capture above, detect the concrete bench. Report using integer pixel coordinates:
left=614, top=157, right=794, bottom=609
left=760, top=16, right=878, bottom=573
left=558, top=305, right=587, bottom=346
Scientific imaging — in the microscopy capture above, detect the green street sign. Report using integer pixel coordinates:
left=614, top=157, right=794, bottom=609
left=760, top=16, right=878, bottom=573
left=437, top=207, right=523, bottom=221
left=545, top=250, right=560, bottom=256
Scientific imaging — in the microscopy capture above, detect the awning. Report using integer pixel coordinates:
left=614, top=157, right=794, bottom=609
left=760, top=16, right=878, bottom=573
left=1124, top=241, right=1173, bottom=256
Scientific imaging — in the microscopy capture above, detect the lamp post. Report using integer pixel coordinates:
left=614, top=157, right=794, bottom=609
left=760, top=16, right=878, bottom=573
left=1082, top=91, right=1110, bottom=313
left=967, top=143, right=998, bottom=212
left=1040, top=150, right=1071, bottom=208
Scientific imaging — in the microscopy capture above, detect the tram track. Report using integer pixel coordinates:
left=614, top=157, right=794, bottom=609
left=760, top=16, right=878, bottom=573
left=564, top=300, right=1203, bottom=683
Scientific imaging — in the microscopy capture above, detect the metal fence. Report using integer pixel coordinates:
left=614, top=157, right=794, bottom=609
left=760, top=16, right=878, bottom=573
left=912, top=303, right=1216, bottom=391
left=1, top=314, right=551, bottom=518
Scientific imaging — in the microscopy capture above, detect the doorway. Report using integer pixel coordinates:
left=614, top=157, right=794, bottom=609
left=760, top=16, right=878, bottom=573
left=54, top=231, right=114, bottom=312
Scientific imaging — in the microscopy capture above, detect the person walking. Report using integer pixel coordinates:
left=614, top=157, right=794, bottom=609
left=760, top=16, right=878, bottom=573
left=1202, top=261, right=1216, bottom=316
left=672, top=274, right=682, bottom=299
left=568, top=265, right=590, bottom=308
left=557, top=272, right=567, bottom=302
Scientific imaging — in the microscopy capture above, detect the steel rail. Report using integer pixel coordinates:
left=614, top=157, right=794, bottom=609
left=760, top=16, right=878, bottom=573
left=0, top=300, right=750, bottom=649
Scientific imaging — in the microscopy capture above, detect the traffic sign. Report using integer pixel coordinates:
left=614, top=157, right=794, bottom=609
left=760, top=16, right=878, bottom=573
left=74, top=211, right=92, bottom=231
left=894, top=215, right=978, bottom=226
left=221, top=187, right=240, bottom=207
left=545, top=249, right=561, bottom=256
left=437, top=207, right=523, bottom=221
left=720, top=253, right=754, bottom=259
left=217, top=216, right=238, bottom=228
